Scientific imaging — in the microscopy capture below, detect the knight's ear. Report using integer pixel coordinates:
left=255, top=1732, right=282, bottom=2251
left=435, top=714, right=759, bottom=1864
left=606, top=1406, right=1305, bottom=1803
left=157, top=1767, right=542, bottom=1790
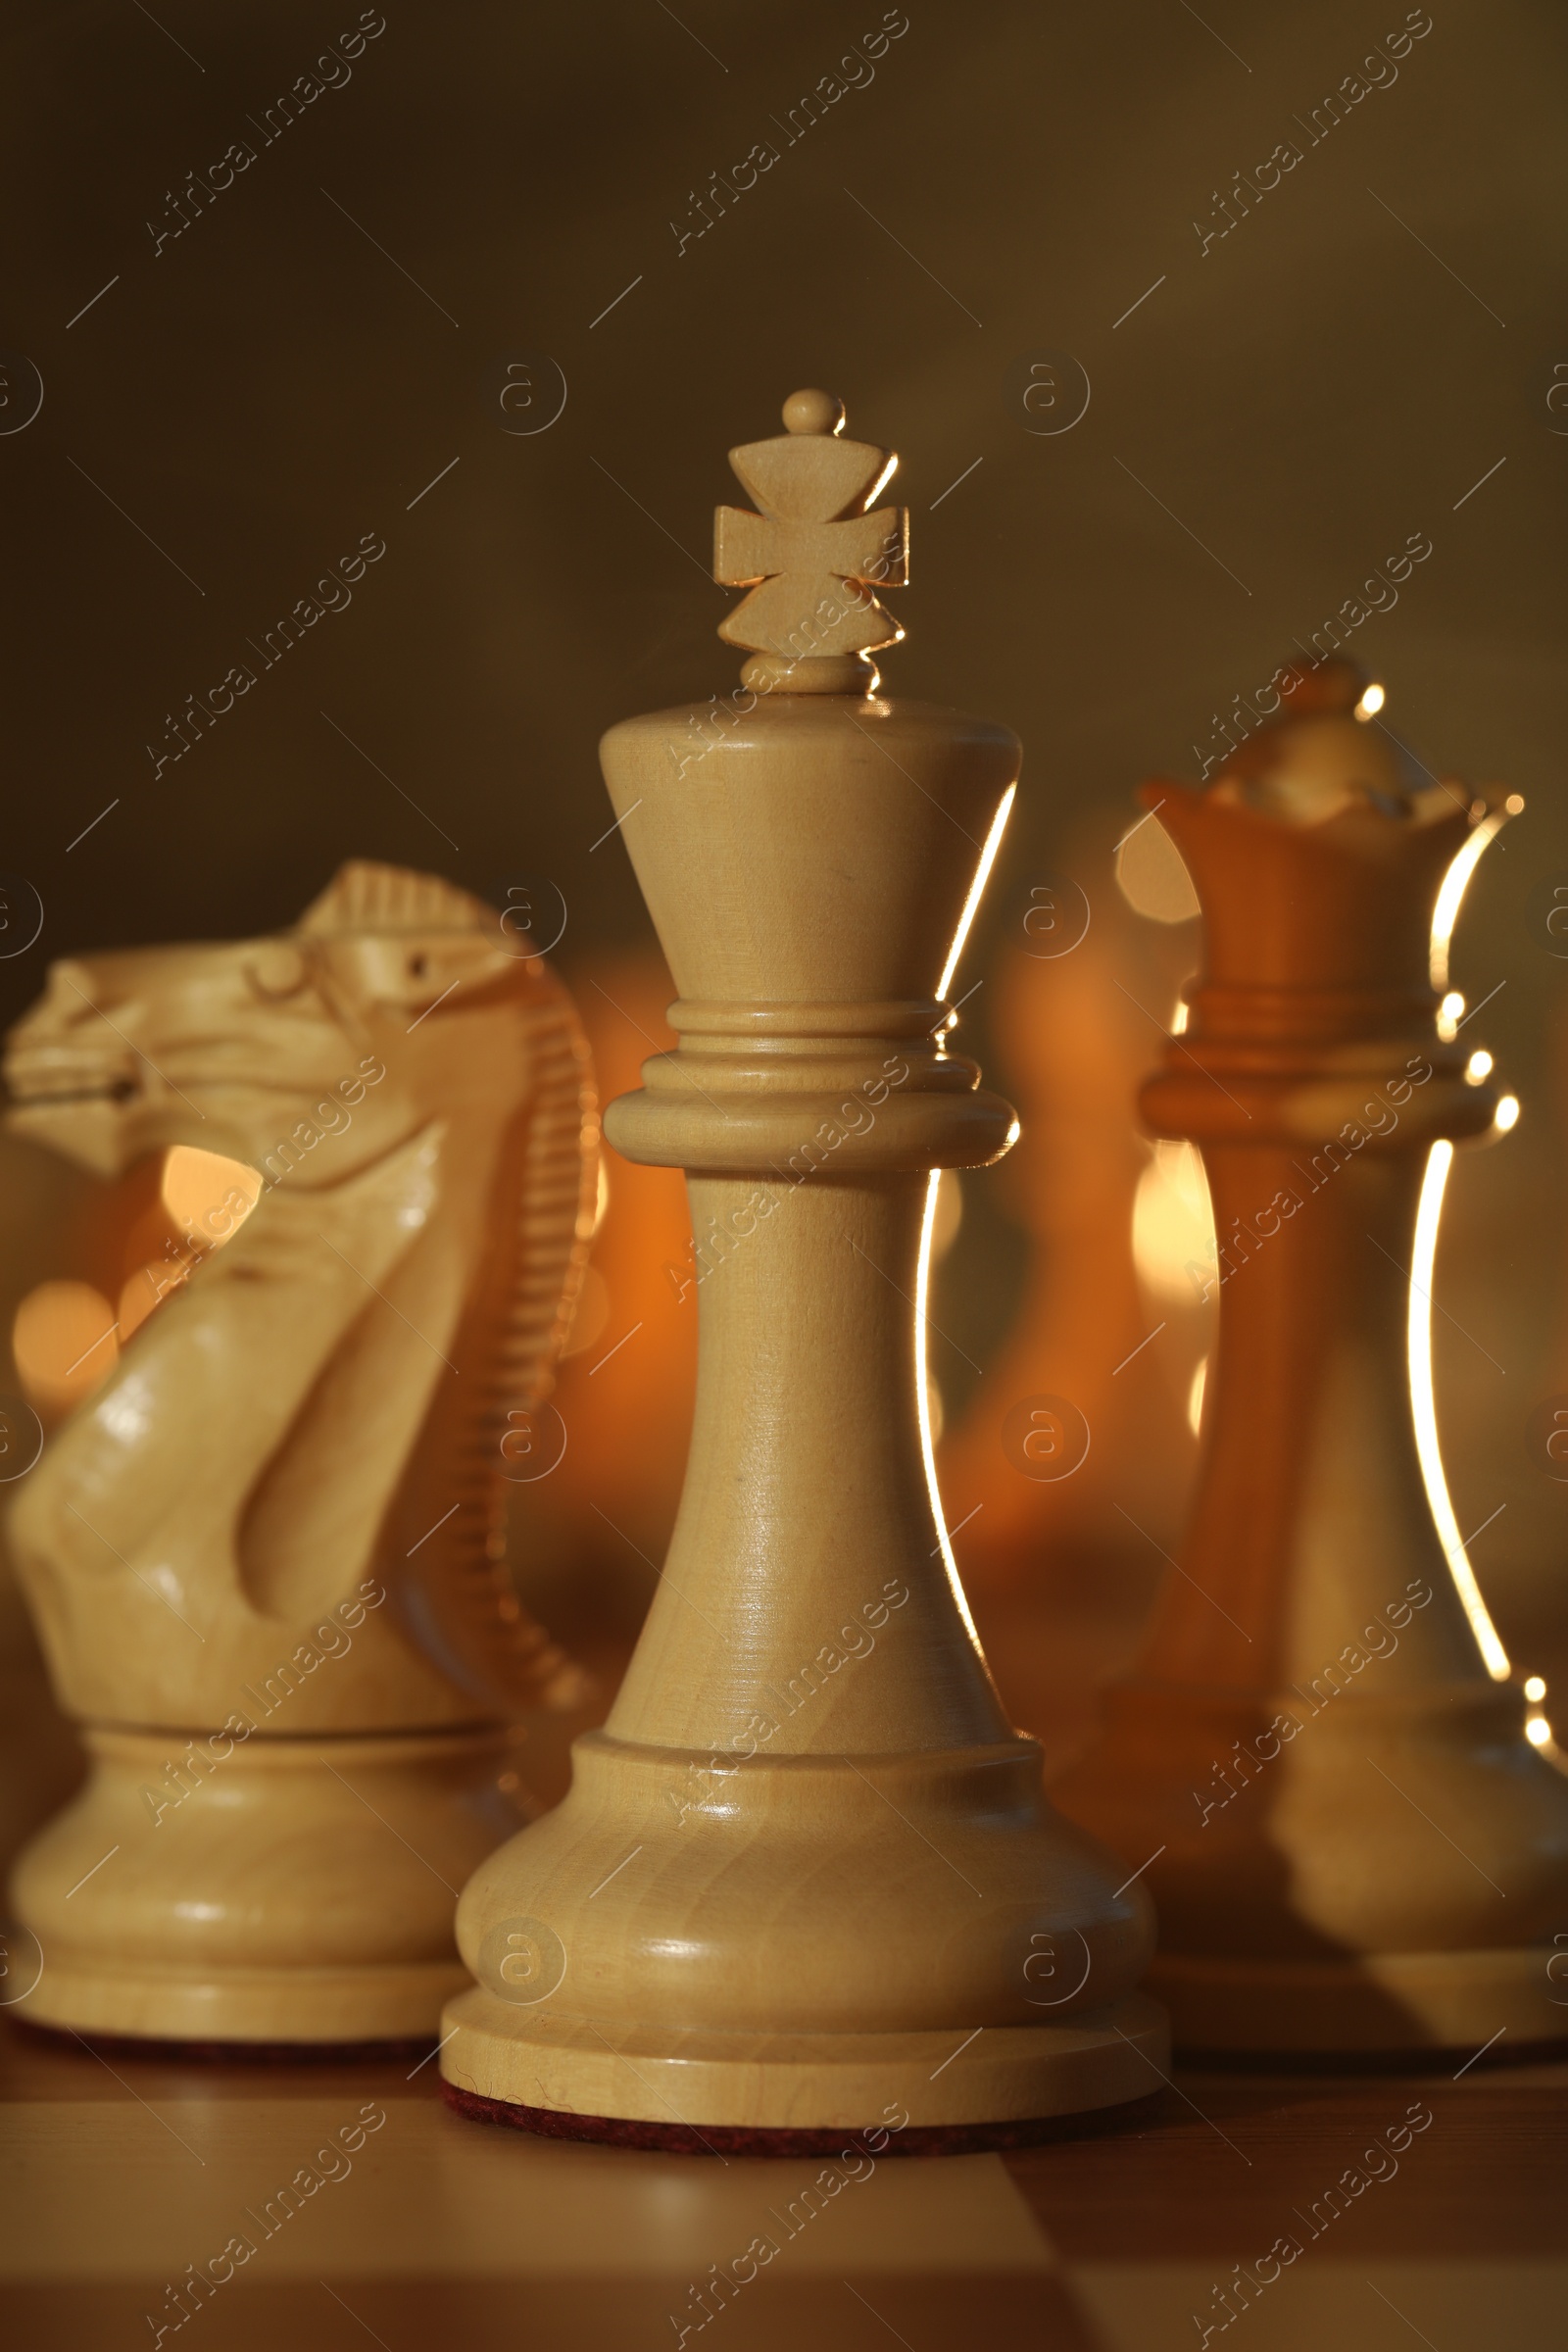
left=244, top=944, right=310, bottom=1001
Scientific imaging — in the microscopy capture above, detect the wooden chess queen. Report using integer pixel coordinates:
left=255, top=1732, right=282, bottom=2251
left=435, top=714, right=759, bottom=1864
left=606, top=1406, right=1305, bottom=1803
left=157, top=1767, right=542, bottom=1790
left=440, top=390, right=1167, bottom=2145
left=1055, top=662, right=1568, bottom=2056
left=3, top=863, right=598, bottom=2043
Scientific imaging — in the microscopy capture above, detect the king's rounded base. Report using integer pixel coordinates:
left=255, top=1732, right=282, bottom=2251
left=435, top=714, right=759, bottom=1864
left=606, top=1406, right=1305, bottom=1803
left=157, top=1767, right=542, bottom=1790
left=439, top=2077, right=1161, bottom=2156
left=438, top=1985, right=1170, bottom=2137
left=1152, top=1944, right=1568, bottom=2061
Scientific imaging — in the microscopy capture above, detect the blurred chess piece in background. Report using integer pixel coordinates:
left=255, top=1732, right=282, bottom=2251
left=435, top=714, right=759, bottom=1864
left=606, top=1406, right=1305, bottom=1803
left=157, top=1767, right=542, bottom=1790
left=1054, top=661, right=1568, bottom=2057
left=938, top=809, right=1211, bottom=1770
left=1425, top=913, right=1568, bottom=1740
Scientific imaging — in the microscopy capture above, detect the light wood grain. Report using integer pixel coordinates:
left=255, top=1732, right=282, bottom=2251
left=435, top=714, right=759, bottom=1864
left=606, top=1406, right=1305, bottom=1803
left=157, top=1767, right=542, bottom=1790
left=6, top=2026, right=1562, bottom=2350
left=443, top=391, right=1167, bottom=2131
left=713, top=384, right=908, bottom=697
left=2, top=863, right=599, bottom=2039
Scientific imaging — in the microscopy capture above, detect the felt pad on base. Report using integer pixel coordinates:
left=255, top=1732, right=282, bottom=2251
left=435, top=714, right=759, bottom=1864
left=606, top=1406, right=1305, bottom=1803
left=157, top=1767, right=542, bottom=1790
left=440, top=2074, right=1158, bottom=2156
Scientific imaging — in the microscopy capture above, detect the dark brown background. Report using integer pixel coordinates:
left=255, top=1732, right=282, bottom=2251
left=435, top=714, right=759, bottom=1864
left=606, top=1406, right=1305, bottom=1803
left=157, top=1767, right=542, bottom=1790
left=2, top=0, right=1565, bottom=1662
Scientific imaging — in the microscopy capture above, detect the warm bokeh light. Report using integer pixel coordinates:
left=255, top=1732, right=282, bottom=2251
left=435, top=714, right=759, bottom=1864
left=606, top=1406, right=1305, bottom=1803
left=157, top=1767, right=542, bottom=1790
left=1464, top=1051, right=1494, bottom=1084
left=931, top=1168, right=963, bottom=1261
left=13, top=1280, right=121, bottom=1416
left=920, top=1171, right=983, bottom=1649
left=1524, top=1675, right=1547, bottom=1703
left=1114, top=813, right=1200, bottom=924
left=1187, top=1355, right=1207, bottom=1436
left=1132, top=1141, right=1216, bottom=1306
left=162, top=1147, right=263, bottom=1247
left=1526, top=1715, right=1551, bottom=1748
left=1353, top=682, right=1385, bottom=719
left=1437, top=990, right=1464, bottom=1043
left=938, top=785, right=1015, bottom=1000
left=1431, top=808, right=1510, bottom=993
left=116, top=1149, right=264, bottom=1347
left=13, top=1148, right=265, bottom=1420
left=560, top=1264, right=612, bottom=1361
left=1407, top=1142, right=1510, bottom=1681
left=1494, top=1096, right=1520, bottom=1134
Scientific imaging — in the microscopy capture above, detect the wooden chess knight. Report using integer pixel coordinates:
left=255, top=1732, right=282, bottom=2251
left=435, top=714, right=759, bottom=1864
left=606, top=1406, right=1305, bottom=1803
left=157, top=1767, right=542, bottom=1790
left=1054, top=662, right=1568, bottom=2056
left=4, top=862, right=598, bottom=2042
left=440, top=390, right=1167, bottom=2145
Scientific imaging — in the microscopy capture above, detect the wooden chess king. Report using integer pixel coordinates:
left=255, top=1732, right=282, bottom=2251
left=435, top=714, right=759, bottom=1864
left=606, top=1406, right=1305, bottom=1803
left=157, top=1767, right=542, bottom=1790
left=440, top=390, right=1167, bottom=2145
left=1055, top=662, right=1568, bottom=2057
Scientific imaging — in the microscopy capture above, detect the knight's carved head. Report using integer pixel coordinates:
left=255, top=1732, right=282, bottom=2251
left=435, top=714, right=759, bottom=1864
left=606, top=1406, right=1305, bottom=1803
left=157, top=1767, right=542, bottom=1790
left=6, top=862, right=545, bottom=1190
left=3, top=863, right=598, bottom=1721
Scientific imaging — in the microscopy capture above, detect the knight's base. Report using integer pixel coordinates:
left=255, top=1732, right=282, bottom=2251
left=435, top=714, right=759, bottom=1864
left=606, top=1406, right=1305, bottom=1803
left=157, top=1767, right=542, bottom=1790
left=9, top=1723, right=528, bottom=2043
left=13, top=2016, right=438, bottom=2067
left=1151, top=1944, right=1568, bottom=2060
left=18, top=1958, right=472, bottom=2045
left=438, top=1985, right=1170, bottom=2134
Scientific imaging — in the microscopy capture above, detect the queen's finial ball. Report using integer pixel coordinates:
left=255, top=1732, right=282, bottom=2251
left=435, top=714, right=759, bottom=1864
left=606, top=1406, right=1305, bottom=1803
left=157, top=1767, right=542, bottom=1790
left=782, top=387, right=845, bottom=436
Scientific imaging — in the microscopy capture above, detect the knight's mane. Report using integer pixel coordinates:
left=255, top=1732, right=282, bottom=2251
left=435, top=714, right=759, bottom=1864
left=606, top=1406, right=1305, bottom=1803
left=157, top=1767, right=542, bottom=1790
left=297, top=862, right=598, bottom=1710
left=423, top=959, right=598, bottom=1708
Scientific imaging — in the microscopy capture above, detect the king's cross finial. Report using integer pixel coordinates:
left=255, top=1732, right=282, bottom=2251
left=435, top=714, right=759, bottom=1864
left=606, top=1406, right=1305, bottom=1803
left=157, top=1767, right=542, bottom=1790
left=713, top=387, right=909, bottom=697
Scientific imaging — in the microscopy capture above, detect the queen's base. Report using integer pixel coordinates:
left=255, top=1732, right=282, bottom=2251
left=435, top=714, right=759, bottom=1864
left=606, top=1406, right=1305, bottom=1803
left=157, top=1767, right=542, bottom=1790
left=438, top=1984, right=1170, bottom=2137
left=1150, top=1945, right=1568, bottom=2062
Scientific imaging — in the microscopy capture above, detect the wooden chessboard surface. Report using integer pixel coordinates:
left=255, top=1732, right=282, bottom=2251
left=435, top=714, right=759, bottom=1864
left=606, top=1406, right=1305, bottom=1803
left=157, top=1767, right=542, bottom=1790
left=2, top=2018, right=1561, bottom=2350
